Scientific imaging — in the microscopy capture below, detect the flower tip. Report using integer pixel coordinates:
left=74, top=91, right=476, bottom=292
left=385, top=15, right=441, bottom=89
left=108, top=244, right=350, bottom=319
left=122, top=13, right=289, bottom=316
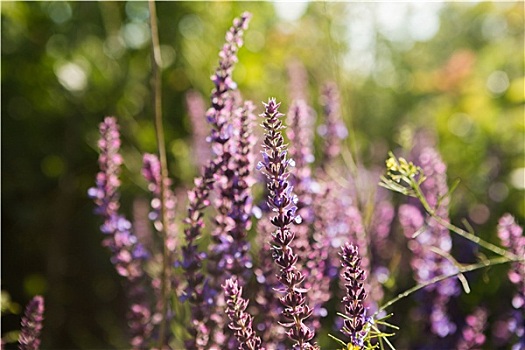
left=256, top=161, right=265, bottom=171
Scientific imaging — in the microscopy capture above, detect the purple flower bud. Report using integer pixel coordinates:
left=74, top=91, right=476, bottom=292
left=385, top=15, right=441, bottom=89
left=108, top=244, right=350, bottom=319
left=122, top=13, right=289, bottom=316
left=18, top=296, right=44, bottom=350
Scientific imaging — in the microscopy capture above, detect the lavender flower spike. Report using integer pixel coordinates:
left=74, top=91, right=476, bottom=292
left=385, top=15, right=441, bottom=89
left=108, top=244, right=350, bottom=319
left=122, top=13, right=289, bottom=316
left=18, top=295, right=44, bottom=350
left=340, top=243, right=369, bottom=348
left=207, top=11, right=251, bottom=129
left=88, top=117, right=153, bottom=347
left=258, top=98, right=317, bottom=350
left=223, top=277, right=264, bottom=350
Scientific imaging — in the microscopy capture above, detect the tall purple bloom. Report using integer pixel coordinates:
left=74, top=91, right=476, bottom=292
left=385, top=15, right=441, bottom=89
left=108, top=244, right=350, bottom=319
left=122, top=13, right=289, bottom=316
left=227, top=101, right=257, bottom=276
left=206, top=102, right=256, bottom=348
left=88, top=117, right=153, bottom=348
left=181, top=162, right=216, bottom=349
left=257, top=98, right=317, bottom=350
left=18, top=296, right=44, bottom=350
left=208, top=102, right=256, bottom=281
left=285, top=99, right=331, bottom=331
left=339, top=243, right=369, bottom=348
left=181, top=13, right=252, bottom=349
left=141, top=153, right=179, bottom=337
left=88, top=117, right=147, bottom=279
left=223, top=278, right=264, bottom=350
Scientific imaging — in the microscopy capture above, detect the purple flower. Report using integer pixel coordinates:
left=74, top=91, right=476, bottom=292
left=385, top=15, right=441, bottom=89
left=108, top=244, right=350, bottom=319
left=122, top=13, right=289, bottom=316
left=456, top=307, right=488, bottom=350
left=186, top=90, right=212, bottom=170
left=88, top=117, right=153, bottom=347
left=88, top=117, right=147, bottom=279
left=18, top=296, right=44, bottom=350
left=253, top=219, right=287, bottom=347
left=498, top=214, right=525, bottom=308
left=223, top=277, right=264, bottom=350
left=207, top=11, right=251, bottom=143
left=88, top=116, right=123, bottom=219
left=287, top=59, right=309, bottom=101
left=398, top=147, right=459, bottom=338
left=181, top=13, right=252, bottom=349
left=339, top=243, right=369, bottom=347
left=497, top=214, right=525, bottom=349
left=142, top=153, right=178, bottom=254
left=258, top=98, right=317, bottom=350
left=286, top=100, right=315, bottom=193
left=284, top=99, right=331, bottom=331
left=181, top=162, right=216, bottom=349
left=318, top=82, right=347, bottom=165
left=228, top=101, right=257, bottom=272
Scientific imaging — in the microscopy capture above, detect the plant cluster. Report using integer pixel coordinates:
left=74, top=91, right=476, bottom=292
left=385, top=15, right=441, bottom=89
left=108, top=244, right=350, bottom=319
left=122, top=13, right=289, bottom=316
left=10, top=10, right=524, bottom=350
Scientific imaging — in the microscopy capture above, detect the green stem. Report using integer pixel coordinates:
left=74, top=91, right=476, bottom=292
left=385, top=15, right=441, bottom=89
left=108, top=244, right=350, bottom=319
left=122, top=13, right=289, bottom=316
left=411, top=181, right=518, bottom=260
left=148, top=1, right=170, bottom=348
left=375, top=256, right=511, bottom=315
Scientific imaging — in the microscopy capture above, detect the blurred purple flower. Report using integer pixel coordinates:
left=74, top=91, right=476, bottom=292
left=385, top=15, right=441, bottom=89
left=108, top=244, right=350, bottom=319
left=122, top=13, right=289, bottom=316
left=88, top=116, right=153, bottom=347
left=399, top=147, right=459, bottom=338
left=287, top=59, right=309, bottom=102
left=497, top=214, right=525, bottom=349
left=285, top=99, right=331, bottom=331
left=456, top=307, right=488, bottom=350
left=142, top=153, right=178, bottom=256
left=318, top=82, right=347, bottom=165
left=186, top=90, right=211, bottom=170
left=287, top=100, right=315, bottom=195
left=253, top=218, right=287, bottom=347
left=18, top=296, right=44, bottom=350
left=497, top=214, right=525, bottom=308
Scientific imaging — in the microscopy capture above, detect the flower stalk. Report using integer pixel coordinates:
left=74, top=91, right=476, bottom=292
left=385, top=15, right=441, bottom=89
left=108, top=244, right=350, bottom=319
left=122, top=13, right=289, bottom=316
left=257, top=98, right=316, bottom=350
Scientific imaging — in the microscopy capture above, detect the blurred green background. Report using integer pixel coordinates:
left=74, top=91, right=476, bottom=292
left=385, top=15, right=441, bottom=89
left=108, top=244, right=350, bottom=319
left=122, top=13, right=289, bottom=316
left=2, top=1, right=523, bottom=348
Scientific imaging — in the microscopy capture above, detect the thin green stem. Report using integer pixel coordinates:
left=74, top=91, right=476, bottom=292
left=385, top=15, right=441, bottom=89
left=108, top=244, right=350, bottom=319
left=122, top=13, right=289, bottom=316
left=375, top=256, right=511, bottom=315
left=148, top=0, right=170, bottom=348
left=411, top=181, right=518, bottom=260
